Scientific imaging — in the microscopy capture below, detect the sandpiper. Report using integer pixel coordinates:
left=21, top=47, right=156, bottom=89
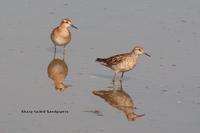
left=51, top=18, right=78, bottom=57
left=96, top=46, right=150, bottom=81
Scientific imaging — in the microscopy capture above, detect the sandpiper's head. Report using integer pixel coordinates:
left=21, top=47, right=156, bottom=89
left=126, top=112, right=145, bottom=121
left=126, top=112, right=138, bottom=121
left=60, top=18, right=78, bottom=29
left=132, top=46, right=150, bottom=57
left=55, top=82, right=65, bottom=92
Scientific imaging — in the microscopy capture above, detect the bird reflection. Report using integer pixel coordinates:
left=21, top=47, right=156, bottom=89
left=93, top=80, right=145, bottom=121
left=47, top=49, right=69, bottom=92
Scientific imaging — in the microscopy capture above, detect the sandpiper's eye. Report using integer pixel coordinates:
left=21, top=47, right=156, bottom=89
left=63, top=20, right=68, bottom=23
left=138, top=49, right=142, bottom=52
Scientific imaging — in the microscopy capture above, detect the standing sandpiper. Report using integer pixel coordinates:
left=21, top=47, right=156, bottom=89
left=96, top=46, right=150, bottom=81
left=51, top=18, right=78, bottom=57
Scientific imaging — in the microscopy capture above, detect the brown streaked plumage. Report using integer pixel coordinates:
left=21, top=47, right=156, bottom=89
left=51, top=18, right=78, bottom=57
left=96, top=46, right=150, bottom=81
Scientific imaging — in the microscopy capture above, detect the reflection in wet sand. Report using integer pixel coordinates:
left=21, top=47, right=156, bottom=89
left=93, top=80, right=145, bottom=121
left=83, top=110, right=103, bottom=116
left=47, top=50, right=69, bottom=92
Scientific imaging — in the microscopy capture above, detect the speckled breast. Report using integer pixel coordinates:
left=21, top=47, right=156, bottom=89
left=117, top=57, right=137, bottom=72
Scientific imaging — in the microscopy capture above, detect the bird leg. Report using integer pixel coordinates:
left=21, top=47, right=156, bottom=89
left=112, top=73, right=117, bottom=83
left=112, top=80, right=116, bottom=90
left=120, top=72, right=124, bottom=80
left=119, top=79, right=123, bottom=90
left=62, top=46, right=66, bottom=60
left=53, top=46, right=56, bottom=59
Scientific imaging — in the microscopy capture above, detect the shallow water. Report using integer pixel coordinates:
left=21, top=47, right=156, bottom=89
left=0, top=0, right=200, bottom=133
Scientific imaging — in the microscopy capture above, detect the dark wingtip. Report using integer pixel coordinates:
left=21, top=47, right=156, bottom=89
left=96, top=58, right=101, bottom=62
left=92, top=91, right=100, bottom=95
left=93, top=91, right=105, bottom=97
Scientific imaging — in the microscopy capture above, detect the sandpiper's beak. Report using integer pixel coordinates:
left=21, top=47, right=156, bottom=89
left=71, top=24, right=79, bottom=30
left=144, top=52, right=151, bottom=57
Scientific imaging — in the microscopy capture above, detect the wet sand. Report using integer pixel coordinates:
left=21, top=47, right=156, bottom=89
left=0, top=0, right=200, bottom=132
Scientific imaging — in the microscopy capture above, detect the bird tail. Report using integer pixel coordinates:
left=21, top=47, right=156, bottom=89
left=93, top=90, right=111, bottom=99
left=96, top=58, right=108, bottom=66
